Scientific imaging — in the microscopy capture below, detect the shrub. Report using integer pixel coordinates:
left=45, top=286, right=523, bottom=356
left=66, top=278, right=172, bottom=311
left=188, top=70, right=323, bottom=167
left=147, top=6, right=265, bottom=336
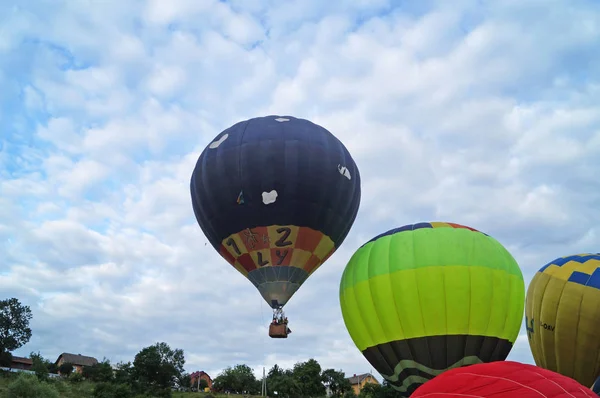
left=7, top=372, right=60, bottom=398
left=59, top=362, right=74, bottom=376
left=93, top=382, right=134, bottom=398
left=69, top=371, right=84, bottom=383
left=50, top=378, right=73, bottom=395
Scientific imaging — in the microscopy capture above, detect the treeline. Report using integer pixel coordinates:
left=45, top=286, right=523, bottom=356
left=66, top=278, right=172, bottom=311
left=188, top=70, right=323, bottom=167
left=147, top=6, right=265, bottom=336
left=1, top=297, right=401, bottom=398
left=2, top=341, right=188, bottom=398
left=1, top=297, right=189, bottom=397
left=212, top=359, right=400, bottom=398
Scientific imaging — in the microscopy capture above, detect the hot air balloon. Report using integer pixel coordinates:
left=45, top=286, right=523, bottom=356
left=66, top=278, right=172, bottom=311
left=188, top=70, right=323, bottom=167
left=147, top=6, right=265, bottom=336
left=525, top=253, right=600, bottom=387
left=339, top=222, right=525, bottom=396
left=411, top=361, right=596, bottom=397
left=593, top=375, right=600, bottom=395
left=191, top=115, right=361, bottom=338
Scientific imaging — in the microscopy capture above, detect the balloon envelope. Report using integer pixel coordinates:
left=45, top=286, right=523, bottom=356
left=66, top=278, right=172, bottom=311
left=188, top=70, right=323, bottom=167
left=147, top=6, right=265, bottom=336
left=592, top=375, right=600, bottom=395
left=339, top=222, right=525, bottom=396
left=412, top=361, right=596, bottom=397
left=525, top=253, right=600, bottom=387
left=191, top=115, right=361, bottom=309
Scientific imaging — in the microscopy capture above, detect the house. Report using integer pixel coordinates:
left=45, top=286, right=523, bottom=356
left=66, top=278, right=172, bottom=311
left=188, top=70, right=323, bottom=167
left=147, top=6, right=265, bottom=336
left=10, top=356, right=33, bottom=371
left=347, top=372, right=380, bottom=395
left=190, top=370, right=213, bottom=390
left=55, top=353, right=99, bottom=374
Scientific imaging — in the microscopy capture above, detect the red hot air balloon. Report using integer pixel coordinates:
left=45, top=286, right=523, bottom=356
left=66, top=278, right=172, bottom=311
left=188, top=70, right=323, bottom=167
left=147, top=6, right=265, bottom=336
left=412, top=361, right=596, bottom=397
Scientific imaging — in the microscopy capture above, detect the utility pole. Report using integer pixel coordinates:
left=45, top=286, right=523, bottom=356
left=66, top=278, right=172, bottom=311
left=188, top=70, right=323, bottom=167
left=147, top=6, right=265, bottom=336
left=262, top=367, right=266, bottom=396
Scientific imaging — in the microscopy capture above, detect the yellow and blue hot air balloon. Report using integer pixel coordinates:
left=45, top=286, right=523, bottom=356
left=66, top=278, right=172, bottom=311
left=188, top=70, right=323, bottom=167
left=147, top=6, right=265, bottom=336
left=190, top=115, right=361, bottom=337
left=339, top=222, right=525, bottom=397
left=525, top=253, right=600, bottom=387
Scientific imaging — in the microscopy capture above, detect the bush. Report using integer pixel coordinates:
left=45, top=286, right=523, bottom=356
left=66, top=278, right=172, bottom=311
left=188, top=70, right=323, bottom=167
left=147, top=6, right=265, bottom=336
left=93, top=382, right=134, bottom=398
left=7, top=372, right=60, bottom=398
left=59, top=362, right=74, bottom=376
left=50, top=378, right=73, bottom=395
left=69, top=371, right=84, bottom=383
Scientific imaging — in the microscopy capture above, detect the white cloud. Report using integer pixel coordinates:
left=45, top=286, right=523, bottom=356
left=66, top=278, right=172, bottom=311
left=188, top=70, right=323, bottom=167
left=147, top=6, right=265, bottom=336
left=1, top=0, right=600, bottom=385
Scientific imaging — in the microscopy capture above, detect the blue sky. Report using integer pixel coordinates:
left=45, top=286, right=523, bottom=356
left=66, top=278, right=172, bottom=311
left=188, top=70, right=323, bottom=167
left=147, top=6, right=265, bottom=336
left=1, top=0, right=600, bottom=382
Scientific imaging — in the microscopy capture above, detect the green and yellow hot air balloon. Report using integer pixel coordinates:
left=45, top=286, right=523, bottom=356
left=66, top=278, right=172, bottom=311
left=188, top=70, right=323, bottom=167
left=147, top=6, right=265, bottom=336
left=339, top=222, right=525, bottom=397
left=525, top=253, right=600, bottom=388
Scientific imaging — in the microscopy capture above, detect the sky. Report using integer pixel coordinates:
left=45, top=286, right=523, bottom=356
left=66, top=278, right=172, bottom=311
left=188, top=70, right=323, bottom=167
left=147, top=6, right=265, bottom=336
left=1, top=0, right=600, bottom=382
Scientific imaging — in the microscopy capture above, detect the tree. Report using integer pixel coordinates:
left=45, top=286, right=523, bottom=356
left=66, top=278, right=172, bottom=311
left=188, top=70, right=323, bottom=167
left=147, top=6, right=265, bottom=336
left=358, top=383, right=381, bottom=398
left=30, top=352, right=49, bottom=381
left=267, top=371, right=301, bottom=398
left=198, top=378, right=208, bottom=390
left=47, top=360, right=59, bottom=374
left=322, top=368, right=352, bottom=397
left=83, top=359, right=114, bottom=382
left=267, top=364, right=284, bottom=379
left=378, top=381, right=401, bottom=398
left=265, top=364, right=295, bottom=396
left=177, top=373, right=191, bottom=391
left=358, top=382, right=399, bottom=398
left=213, top=364, right=259, bottom=394
left=0, top=350, right=12, bottom=367
left=292, top=358, right=326, bottom=397
left=0, top=298, right=32, bottom=353
left=132, top=342, right=185, bottom=394
left=113, top=361, right=133, bottom=385
left=59, top=362, right=74, bottom=377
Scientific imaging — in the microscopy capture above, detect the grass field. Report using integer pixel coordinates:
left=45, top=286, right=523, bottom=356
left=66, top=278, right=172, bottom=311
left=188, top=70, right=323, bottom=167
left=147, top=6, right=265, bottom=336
left=173, top=394, right=262, bottom=398
left=0, top=372, right=263, bottom=398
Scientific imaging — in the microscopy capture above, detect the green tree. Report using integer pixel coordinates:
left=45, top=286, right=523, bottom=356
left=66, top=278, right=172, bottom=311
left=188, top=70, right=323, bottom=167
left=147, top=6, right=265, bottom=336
left=378, top=381, right=402, bottom=398
left=59, top=362, right=74, bottom=376
left=83, top=359, right=114, bottom=382
left=213, top=364, right=258, bottom=394
left=292, top=358, right=326, bottom=397
left=30, top=351, right=49, bottom=381
left=132, top=342, right=185, bottom=395
left=113, top=361, right=133, bottom=385
left=358, top=383, right=381, bottom=398
left=358, top=382, right=400, bottom=398
left=268, top=371, right=301, bottom=398
left=177, top=372, right=191, bottom=391
left=47, top=360, right=59, bottom=374
left=198, top=378, right=208, bottom=390
left=0, top=350, right=12, bottom=367
left=0, top=298, right=32, bottom=353
left=322, top=368, right=352, bottom=397
left=267, top=364, right=284, bottom=379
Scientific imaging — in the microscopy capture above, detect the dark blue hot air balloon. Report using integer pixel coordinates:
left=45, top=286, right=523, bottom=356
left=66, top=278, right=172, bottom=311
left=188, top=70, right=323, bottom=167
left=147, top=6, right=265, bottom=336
left=190, top=115, right=361, bottom=337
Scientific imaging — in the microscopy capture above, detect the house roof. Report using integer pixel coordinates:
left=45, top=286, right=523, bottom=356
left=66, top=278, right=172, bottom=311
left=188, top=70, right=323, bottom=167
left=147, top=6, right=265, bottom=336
left=190, top=370, right=212, bottom=381
left=56, top=353, right=99, bottom=367
left=347, top=373, right=376, bottom=385
left=11, top=356, right=33, bottom=365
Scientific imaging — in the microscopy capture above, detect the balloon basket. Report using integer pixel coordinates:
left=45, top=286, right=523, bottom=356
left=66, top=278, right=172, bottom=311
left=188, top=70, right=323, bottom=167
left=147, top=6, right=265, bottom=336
left=269, top=323, right=289, bottom=338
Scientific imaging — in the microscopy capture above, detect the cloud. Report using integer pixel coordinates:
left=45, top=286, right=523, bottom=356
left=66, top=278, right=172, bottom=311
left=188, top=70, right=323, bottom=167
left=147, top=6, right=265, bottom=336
left=1, top=0, right=600, bottom=383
